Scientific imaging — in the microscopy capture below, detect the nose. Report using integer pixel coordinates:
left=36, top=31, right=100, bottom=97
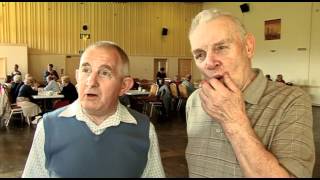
left=204, top=50, right=221, bottom=70
left=86, top=71, right=99, bottom=88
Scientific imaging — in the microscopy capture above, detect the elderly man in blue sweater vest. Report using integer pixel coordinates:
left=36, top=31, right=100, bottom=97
left=22, top=41, right=165, bottom=178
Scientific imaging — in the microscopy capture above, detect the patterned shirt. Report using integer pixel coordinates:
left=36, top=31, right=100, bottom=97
left=22, top=100, right=165, bottom=178
left=185, top=68, right=315, bottom=178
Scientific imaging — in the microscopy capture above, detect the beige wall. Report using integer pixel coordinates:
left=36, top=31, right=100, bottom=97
left=28, top=54, right=65, bottom=84
left=0, top=2, right=202, bottom=57
left=202, top=2, right=320, bottom=105
left=0, top=44, right=28, bottom=82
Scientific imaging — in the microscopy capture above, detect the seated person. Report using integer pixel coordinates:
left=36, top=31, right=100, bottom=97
left=276, top=74, right=286, bottom=83
left=16, top=77, right=42, bottom=123
left=157, top=81, right=172, bottom=117
left=53, top=76, right=78, bottom=109
left=181, top=74, right=195, bottom=96
left=10, top=75, right=24, bottom=103
left=43, top=64, right=59, bottom=85
left=171, top=75, right=181, bottom=86
left=44, top=75, right=60, bottom=93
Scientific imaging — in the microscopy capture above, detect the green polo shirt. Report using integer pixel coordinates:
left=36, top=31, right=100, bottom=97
left=185, top=68, right=315, bottom=177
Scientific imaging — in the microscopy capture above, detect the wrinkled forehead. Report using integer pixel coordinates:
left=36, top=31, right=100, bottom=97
left=80, top=47, right=122, bottom=69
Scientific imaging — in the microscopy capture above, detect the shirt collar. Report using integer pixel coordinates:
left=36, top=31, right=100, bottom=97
left=58, top=100, right=137, bottom=125
left=243, top=68, right=268, bottom=105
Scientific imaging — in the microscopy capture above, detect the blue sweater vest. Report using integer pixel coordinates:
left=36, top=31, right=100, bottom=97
left=43, top=107, right=150, bottom=178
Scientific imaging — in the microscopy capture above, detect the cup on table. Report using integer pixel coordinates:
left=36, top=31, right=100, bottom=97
left=138, top=86, right=142, bottom=91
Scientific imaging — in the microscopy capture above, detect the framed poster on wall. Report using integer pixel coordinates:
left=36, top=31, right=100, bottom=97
left=265, top=19, right=281, bottom=40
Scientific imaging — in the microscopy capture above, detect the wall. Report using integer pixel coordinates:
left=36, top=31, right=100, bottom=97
left=28, top=54, right=65, bottom=84
left=203, top=2, right=320, bottom=105
left=0, top=44, right=28, bottom=82
left=0, top=2, right=203, bottom=84
left=0, top=2, right=202, bottom=57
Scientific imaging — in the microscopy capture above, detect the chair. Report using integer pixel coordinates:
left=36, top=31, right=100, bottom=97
left=169, top=83, right=179, bottom=111
left=1, top=84, right=29, bottom=126
left=142, top=83, right=163, bottom=118
left=177, top=84, right=189, bottom=111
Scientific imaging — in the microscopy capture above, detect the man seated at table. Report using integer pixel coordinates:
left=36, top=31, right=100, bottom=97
left=16, top=76, right=42, bottom=125
left=44, top=75, right=60, bottom=93
left=53, top=76, right=78, bottom=109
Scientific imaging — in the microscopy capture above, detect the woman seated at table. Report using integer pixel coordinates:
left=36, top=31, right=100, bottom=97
left=44, top=75, right=60, bottom=93
left=53, top=76, right=78, bottom=109
left=16, top=76, right=42, bottom=124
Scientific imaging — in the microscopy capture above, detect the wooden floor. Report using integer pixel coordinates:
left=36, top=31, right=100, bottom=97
left=0, top=107, right=319, bottom=178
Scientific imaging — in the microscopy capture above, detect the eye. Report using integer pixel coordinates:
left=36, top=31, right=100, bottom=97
left=99, top=69, right=112, bottom=78
left=214, top=45, right=229, bottom=53
left=81, top=66, right=91, bottom=73
left=193, top=50, right=207, bottom=62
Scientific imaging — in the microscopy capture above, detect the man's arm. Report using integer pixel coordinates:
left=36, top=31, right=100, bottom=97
left=22, top=119, right=49, bottom=178
left=199, top=73, right=314, bottom=177
left=141, top=123, right=166, bottom=177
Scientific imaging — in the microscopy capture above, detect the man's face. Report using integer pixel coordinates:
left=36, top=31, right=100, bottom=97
left=48, top=65, right=53, bottom=71
left=76, top=47, right=127, bottom=116
left=189, top=17, right=255, bottom=90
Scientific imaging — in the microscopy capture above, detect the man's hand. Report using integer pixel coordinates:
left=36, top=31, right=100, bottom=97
left=199, top=73, right=250, bottom=132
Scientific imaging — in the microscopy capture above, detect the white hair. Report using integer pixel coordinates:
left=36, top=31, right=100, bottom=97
left=189, top=8, right=247, bottom=41
left=81, top=41, right=130, bottom=76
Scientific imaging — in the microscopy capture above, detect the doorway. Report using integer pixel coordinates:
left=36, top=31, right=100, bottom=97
left=178, top=58, right=192, bottom=80
left=153, top=58, right=167, bottom=82
left=65, top=55, right=80, bottom=85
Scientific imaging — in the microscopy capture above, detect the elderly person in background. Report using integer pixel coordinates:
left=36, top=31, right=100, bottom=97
left=16, top=76, right=42, bottom=125
left=59, top=76, right=78, bottom=103
left=44, top=75, right=60, bottom=93
left=181, top=74, right=195, bottom=96
left=185, top=8, right=314, bottom=178
left=10, top=75, right=24, bottom=103
left=53, top=76, right=78, bottom=109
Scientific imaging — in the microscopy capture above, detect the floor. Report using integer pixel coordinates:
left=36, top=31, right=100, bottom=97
left=0, top=106, right=319, bottom=178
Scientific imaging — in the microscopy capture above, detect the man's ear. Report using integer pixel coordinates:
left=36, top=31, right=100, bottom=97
left=245, top=33, right=256, bottom=59
left=119, top=76, right=134, bottom=96
left=75, top=69, right=79, bottom=84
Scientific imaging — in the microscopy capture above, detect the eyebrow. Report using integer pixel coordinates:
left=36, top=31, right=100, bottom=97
left=80, top=62, right=113, bottom=71
left=192, top=38, right=233, bottom=53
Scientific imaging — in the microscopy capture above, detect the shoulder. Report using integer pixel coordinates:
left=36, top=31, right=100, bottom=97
left=186, top=89, right=201, bottom=108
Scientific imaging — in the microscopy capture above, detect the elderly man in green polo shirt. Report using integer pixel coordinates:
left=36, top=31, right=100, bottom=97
left=185, top=8, right=315, bottom=178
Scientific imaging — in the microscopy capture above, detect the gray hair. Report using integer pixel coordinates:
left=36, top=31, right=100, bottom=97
left=189, top=8, right=247, bottom=41
left=81, top=41, right=130, bottom=76
left=13, top=75, right=22, bottom=83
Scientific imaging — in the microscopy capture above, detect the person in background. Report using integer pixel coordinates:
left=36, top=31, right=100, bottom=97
left=43, top=64, right=59, bottom=85
left=10, top=75, right=24, bottom=104
left=185, top=8, right=314, bottom=178
left=22, top=41, right=165, bottom=178
left=276, top=74, right=286, bottom=83
left=59, top=76, right=78, bottom=103
left=171, top=75, right=181, bottom=87
left=265, top=74, right=272, bottom=81
left=181, top=74, right=195, bottom=96
left=44, top=75, right=60, bottom=93
left=11, top=64, right=22, bottom=78
left=16, top=76, right=42, bottom=124
left=156, top=67, right=167, bottom=85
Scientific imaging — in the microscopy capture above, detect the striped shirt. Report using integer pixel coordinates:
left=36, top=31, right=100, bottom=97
left=185, top=68, right=315, bottom=177
left=22, top=100, right=165, bottom=178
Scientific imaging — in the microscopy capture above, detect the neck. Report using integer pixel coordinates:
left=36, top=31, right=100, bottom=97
left=241, top=70, right=256, bottom=91
left=82, top=106, right=117, bottom=126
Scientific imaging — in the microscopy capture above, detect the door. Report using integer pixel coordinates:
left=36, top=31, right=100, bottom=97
left=65, top=56, right=80, bottom=85
left=153, top=58, right=167, bottom=82
left=178, top=58, right=192, bottom=80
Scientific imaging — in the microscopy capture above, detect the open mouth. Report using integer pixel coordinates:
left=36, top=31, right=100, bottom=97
left=86, top=93, right=98, bottom=98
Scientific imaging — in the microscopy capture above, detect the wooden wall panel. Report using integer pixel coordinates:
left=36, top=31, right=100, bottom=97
left=0, top=2, right=202, bottom=57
